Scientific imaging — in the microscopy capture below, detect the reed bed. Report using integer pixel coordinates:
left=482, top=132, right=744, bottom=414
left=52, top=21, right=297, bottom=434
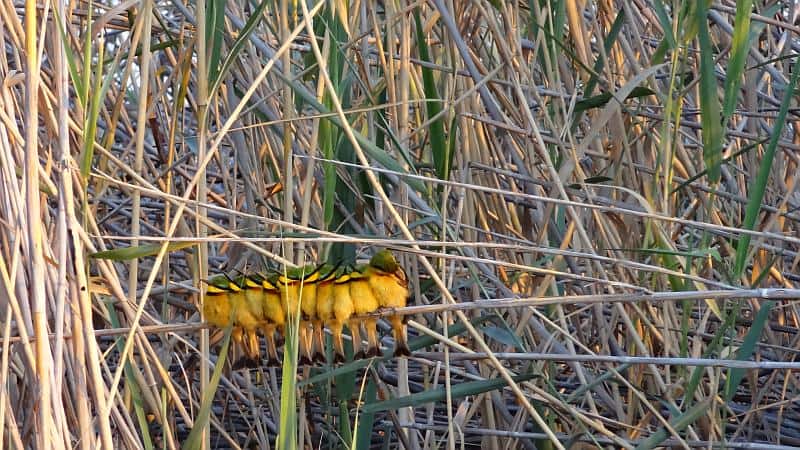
left=1, top=0, right=800, bottom=448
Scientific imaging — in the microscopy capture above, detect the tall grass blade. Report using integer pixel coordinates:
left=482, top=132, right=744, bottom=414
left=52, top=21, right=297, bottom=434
left=354, top=379, right=378, bottom=450
left=733, top=54, right=800, bottom=277
left=182, top=328, right=231, bottom=450
left=90, top=242, right=197, bottom=260
left=277, top=322, right=299, bottom=450
left=696, top=5, right=723, bottom=185
left=571, top=9, right=627, bottom=130
left=724, top=300, right=773, bottom=401
left=205, top=0, right=226, bottom=87
left=722, top=0, right=755, bottom=119
left=573, top=87, right=655, bottom=115
left=651, top=0, right=676, bottom=50
left=277, top=270, right=302, bottom=450
left=79, top=42, right=120, bottom=185
left=107, top=304, right=153, bottom=450
left=633, top=399, right=712, bottom=450
left=80, top=43, right=105, bottom=183
left=683, top=301, right=739, bottom=406
left=671, top=137, right=769, bottom=193
left=210, top=0, right=271, bottom=96
left=52, top=10, right=85, bottom=105
left=414, top=8, right=449, bottom=184
left=361, top=372, right=538, bottom=414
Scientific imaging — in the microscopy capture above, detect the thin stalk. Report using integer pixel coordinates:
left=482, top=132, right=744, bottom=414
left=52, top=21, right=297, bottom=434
left=23, top=0, right=53, bottom=447
left=128, top=0, right=154, bottom=363
left=281, top=0, right=294, bottom=264
left=396, top=9, right=419, bottom=450
left=196, top=0, right=211, bottom=446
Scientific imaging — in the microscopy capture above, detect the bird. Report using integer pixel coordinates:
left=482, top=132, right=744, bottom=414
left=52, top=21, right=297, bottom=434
left=348, top=266, right=382, bottom=358
left=204, top=276, right=260, bottom=368
left=315, top=268, right=336, bottom=362
left=298, top=268, right=320, bottom=365
left=310, top=264, right=338, bottom=362
left=241, top=276, right=267, bottom=363
left=329, top=271, right=355, bottom=363
left=203, top=276, right=234, bottom=330
left=237, top=274, right=281, bottom=366
left=278, top=264, right=317, bottom=365
left=229, top=277, right=264, bottom=367
left=365, top=250, right=411, bottom=357
left=260, top=274, right=286, bottom=365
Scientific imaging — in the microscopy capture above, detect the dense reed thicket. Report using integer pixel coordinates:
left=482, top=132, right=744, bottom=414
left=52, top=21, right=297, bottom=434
left=1, top=0, right=800, bottom=448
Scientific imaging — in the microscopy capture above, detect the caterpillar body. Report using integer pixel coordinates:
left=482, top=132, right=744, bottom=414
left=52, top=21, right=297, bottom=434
left=203, top=250, right=410, bottom=367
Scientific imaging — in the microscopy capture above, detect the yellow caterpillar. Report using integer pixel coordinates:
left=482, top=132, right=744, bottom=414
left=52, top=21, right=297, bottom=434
left=202, top=250, right=410, bottom=367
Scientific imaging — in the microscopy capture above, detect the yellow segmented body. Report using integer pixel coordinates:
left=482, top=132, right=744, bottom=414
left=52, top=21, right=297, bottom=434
left=230, top=283, right=263, bottom=363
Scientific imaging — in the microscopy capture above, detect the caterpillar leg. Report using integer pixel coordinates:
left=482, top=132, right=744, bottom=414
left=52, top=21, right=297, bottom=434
left=330, top=321, right=346, bottom=363
left=349, top=319, right=365, bottom=359
left=364, top=318, right=382, bottom=358
left=390, top=316, right=411, bottom=357
left=312, top=320, right=326, bottom=363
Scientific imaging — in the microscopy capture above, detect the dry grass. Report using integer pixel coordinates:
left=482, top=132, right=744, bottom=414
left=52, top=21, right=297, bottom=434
left=2, top=0, right=800, bottom=449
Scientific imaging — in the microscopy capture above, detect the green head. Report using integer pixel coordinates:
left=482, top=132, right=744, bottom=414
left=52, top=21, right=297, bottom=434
left=280, top=263, right=317, bottom=280
left=369, top=250, right=399, bottom=273
left=207, top=274, right=232, bottom=290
